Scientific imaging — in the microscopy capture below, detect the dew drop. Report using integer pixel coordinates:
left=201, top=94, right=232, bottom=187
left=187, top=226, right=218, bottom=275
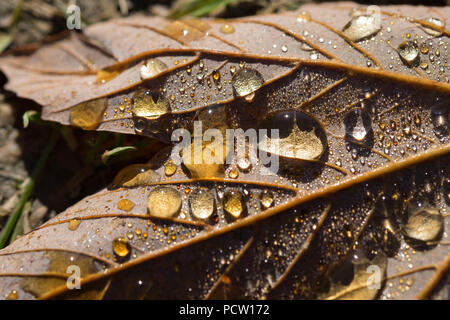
left=131, top=89, right=170, bottom=120
left=404, top=208, right=443, bottom=242
left=69, top=98, right=107, bottom=130
left=6, top=290, right=18, bottom=300
left=419, top=17, right=445, bottom=37
left=397, top=41, right=419, bottom=65
left=342, top=15, right=382, bottom=42
left=117, top=199, right=135, bottom=212
left=164, top=160, right=177, bottom=177
left=68, top=219, right=81, bottom=231
left=344, top=108, right=372, bottom=143
left=231, top=68, right=264, bottom=99
left=112, top=164, right=160, bottom=187
left=259, top=190, right=274, bottom=209
left=147, top=187, right=182, bottom=218
left=220, top=24, right=235, bottom=34
left=140, top=59, right=168, bottom=80
left=112, top=237, right=130, bottom=258
left=189, top=188, right=215, bottom=220
left=223, top=190, right=246, bottom=219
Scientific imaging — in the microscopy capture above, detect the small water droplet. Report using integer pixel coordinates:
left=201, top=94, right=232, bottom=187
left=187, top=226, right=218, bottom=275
left=112, top=237, right=130, bottom=258
left=68, top=219, right=81, bottom=231
left=164, top=160, right=177, bottom=177
left=220, top=24, right=235, bottom=34
left=419, top=17, right=445, bottom=37
left=344, top=108, right=372, bottom=143
left=140, top=59, right=168, bottom=80
left=118, top=199, right=135, bottom=212
left=259, top=190, right=274, bottom=209
left=223, top=190, right=246, bottom=219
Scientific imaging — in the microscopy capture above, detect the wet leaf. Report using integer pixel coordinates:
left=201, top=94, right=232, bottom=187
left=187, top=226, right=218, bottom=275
left=0, top=3, right=449, bottom=300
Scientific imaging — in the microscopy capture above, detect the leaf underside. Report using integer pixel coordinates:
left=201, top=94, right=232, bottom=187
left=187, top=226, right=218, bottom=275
left=0, top=2, right=448, bottom=300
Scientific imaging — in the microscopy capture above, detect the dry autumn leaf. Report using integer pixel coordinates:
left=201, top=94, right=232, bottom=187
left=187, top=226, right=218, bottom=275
left=0, top=2, right=448, bottom=300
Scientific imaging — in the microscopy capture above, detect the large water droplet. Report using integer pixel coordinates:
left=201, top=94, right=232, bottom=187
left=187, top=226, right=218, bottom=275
left=342, top=15, right=381, bottom=41
left=68, top=219, right=81, bottom=231
left=131, top=89, right=170, bottom=120
left=147, top=186, right=182, bottom=218
left=140, top=59, right=168, bottom=80
left=220, top=23, right=235, bottom=34
left=231, top=68, right=264, bottom=100
left=404, top=207, right=443, bottom=242
left=397, top=41, right=419, bottom=65
left=189, top=188, right=215, bottom=220
left=117, top=199, right=135, bottom=212
left=259, top=190, right=274, bottom=209
left=431, top=99, right=448, bottom=137
left=69, top=98, right=107, bottom=130
left=112, top=237, right=130, bottom=258
left=223, top=190, right=246, bottom=219
left=112, top=164, right=160, bottom=188
left=419, top=17, right=445, bottom=37
left=259, top=111, right=327, bottom=161
left=344, top=108, right=372, bottom=143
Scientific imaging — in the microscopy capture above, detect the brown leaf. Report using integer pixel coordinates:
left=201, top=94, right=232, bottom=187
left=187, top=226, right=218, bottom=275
left=0, top=3, right=449, bottom=300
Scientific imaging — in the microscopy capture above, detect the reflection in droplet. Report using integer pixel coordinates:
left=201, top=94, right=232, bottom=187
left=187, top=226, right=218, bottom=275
left=259, top=111, right=327, bottom=161
left=189, top=188, right=215, bottom=220
left=344, top=108, right=372, bottom=143
left=140, top=59, right=168, bottom=80
left=404, top=207, right=443, bottom=242
left=231, top=68, right=264, bottom=100
left=259, top=191, right=274, bottom=209
left=342, top=15, right=382, bottom=41
left=112, top=164, right=160, bottom=187
left=431, top=100, right=448, bottom=137
left=68, top=219, right=81, bottom=231
left=131, top=89, right=170, bottom=120
left=223, top=190, right=246, bottom=219
left=397, top=41, right=419, bottom=65
left=112, top=237, right=130, bottom=258
left=147, top=186, right=182, bottom=218
left=69, top=98, right=107, bottom=130
left=118, top=199, right=135, bottom=212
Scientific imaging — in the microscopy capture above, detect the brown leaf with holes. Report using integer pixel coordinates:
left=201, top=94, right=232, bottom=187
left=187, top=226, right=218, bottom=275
left=0, top=3, right=449, bottom=300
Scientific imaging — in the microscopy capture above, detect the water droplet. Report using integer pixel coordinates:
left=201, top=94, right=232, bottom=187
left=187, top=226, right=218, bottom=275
left=237, top=157, right=251, bottom=172
left=112, top=164, right=160, bottom=187
left=69, top=98, right=107, bottom=130
left=68, top=219, right=81, bottom=231
left=223, top=190, right=246, bottom=219
left=164, top=160, right=177, bottom=177
left=140, top=59, right=168, bottom=80
left=131, top=89, right=170, bottom=120
left=419, top=17, right=445, bottom=37
left=397, top=41, right=419, bottom=65
left=431, top=100, right=448, bottom=136
left=231, top=68, right=264, bottom=99
left=220, top=24, right=235, bottom=34
left=342, top=15, right=381, bottom=41
left=189, top=188, right=215, bottom=220
left=212, top=70, right=220, bottom=82
left=259, top=111, right=327, bottom=161
left=118, top=199, right=135, bottom=212
left=344, top=108, right=372, bottom=143
left=6, top=290, right=18, bottom=300
left=281, top=45, right=288, bottom=53
left=147, top=187, right=182, bottom=218
left=259, top=190, right=274, bottom=209
left=404, top=207, right=443, bottom=242
left=112, top=237, right=130, bottom=258
left=296, top=11, right=311, bottom=23
left=228, top=169, right=239, bottom=179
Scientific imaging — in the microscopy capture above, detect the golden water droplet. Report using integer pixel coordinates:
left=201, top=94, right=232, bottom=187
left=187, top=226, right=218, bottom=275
left=420, top=43, right=429, bottom=54
left=228, top=169, right=239, bottom=179
left=112, top=237, right=130, bottom=258
left=6, top=290, right=18, bottom=300
left=189, top=188, right=215, bottom=220
left=69, top=98, right=107, bottom=130
left=344, top=108, right=372, bottom=143
left=405, top=208, right=443, bottom=242
left=212, top=70, right=220, bottom=82
left=164, top=160, right=177, bottom=177
left=231, top=68, right=264, bottom=99
left=296, top=11, right=311, bottom=23
left=259, top=191, right=274, bottom=209
left=118, top=199, right=135, bottom=212
left=419, top=61, right=428, bottom=69
left=223, top=190, right=246, bottom=219
left=259, top=111, right=327, bottom=161
left=397, top=41, right=419, bottom=65
left=164, top=21, right=205, bottom=42
left=68, top=219, right=81, bottom=231
left=140, top=59, right=168, bottom=80
left=342, top=15, right=382, bottom=41
left=220, top=23, right=235, bottom=34
left=112, top=164, right=160, bottom=187
left=131, top=89, right=170, bottom=120
left=237, top=157, right=251, bottom=172
left=147, top=187, right=182, bottom=218
left=230, top=66, right=236, bottom=75
left=96, top=64, right=128, bottom=83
